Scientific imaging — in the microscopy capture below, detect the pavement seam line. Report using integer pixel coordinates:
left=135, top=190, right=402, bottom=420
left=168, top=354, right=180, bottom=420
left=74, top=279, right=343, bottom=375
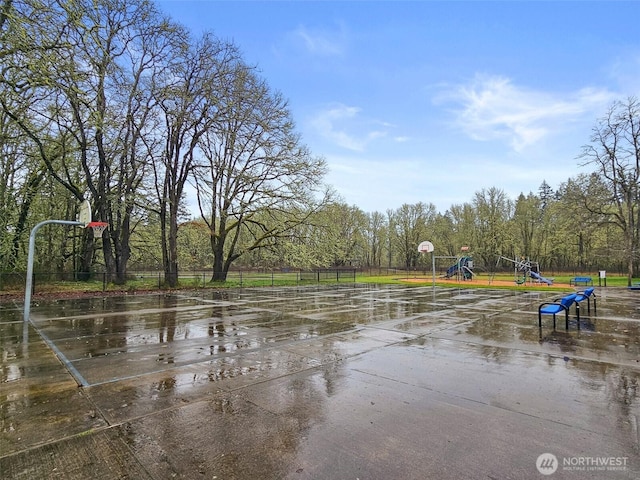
left=28, top=318, right=89, bottom=387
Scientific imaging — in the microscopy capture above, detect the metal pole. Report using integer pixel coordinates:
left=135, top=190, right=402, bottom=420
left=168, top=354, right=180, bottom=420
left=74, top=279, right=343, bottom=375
left=432, top=252, right=436, bottom=287
left=24, top=220, right=83, bottom=322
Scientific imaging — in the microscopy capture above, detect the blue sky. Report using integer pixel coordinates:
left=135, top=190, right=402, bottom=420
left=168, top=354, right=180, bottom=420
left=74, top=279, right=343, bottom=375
left=157, top=0, right=640, bottom=214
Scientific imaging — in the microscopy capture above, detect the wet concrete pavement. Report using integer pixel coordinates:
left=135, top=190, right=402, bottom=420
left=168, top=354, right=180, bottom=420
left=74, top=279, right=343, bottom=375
left=2, top=284, right=640, bottom=479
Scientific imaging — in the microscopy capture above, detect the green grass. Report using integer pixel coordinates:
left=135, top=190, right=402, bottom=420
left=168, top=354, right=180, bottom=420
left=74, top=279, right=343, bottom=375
left=3, top=270, right=636, bottom=298
left=356, top=272, right=635, bottom=290
left=355, top=274, right=566, bottom=292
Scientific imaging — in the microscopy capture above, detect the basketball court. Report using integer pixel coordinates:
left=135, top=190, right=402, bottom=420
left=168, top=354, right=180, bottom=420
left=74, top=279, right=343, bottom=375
left=2, top=284, right=640, bottom=478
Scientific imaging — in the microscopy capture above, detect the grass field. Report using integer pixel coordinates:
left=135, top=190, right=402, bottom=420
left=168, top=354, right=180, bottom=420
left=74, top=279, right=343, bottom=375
left=357, top=272, right=632, bottom=291
left=1, top=270, right=636, bottom=301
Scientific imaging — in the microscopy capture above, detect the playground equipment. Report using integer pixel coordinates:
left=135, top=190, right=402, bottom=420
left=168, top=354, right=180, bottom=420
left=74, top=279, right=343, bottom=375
left=418, top=242, right=473, bottom=285
left=445, top=256, right=474, bottom=280
left=496, top=255, right=553, bottom=285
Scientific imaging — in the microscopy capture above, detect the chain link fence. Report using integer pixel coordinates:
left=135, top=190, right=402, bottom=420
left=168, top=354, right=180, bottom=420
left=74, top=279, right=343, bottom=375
left=1, top=268, right=358, bottom=294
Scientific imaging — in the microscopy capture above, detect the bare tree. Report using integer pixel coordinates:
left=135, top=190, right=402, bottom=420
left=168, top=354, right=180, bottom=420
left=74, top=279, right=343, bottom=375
left=152, top=33, right=241, bottom=287
left=195, top=67, right=329, bottom=282
left=472, top=187, right=513, bottom=267
left=58, top=0, right=182, bottom=282
left=579, top=97, right=640, bottom=285
left=513, top=193, right=541, bottom=260
left=364, top=211, right=387, bottom=268
left=391, top=202, right=436, bottom=269
left=1, top=0, right=180, bottom=282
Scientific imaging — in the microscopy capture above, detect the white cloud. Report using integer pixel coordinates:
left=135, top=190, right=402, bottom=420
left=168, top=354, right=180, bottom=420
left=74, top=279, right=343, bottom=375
left=291, top=23, right=347, bottom=56
left=325, top=154, right=464, bottom=212
left=309, top=103, right=389, bottom=151
left=608, top=53, right=640, bottom=96
left=438, top=75, right=614, bottom=152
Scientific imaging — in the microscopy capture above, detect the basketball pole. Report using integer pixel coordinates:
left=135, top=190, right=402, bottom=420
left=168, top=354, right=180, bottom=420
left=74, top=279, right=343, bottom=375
left=417, top=241, right=435, bottom=287
left=432, top=252, right=435, bottom=287
left=24, top=220, right=83, bottom=322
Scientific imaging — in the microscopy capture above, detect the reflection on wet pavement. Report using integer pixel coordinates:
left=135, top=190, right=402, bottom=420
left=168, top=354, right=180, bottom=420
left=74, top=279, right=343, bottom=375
left=2, top=284, right=640, bottom=478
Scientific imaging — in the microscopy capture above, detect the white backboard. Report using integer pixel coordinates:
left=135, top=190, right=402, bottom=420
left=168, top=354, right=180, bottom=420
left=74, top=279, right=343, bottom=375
left=418, top=241, right=434, bottom=253
left=78, top=199, right=92, bottom=227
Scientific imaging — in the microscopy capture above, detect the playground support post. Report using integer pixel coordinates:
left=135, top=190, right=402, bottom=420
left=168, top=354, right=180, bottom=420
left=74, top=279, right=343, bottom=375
left=24, top=220, right=83, bottom=322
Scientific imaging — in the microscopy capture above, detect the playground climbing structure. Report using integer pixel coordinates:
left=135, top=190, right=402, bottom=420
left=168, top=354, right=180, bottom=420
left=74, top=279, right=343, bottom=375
left=496, top=255, right=553, bottom=285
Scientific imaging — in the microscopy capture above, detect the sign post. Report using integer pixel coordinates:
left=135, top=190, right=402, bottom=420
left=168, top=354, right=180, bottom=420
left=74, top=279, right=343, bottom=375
left=598, top=270, right=606, bottom=287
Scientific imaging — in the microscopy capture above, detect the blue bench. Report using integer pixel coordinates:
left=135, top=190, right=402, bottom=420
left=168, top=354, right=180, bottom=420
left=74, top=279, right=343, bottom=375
left=574, top=287, right=596, bottom=316
left=570, top=276, right=593, bottom=286
left=538, top=293, right=577, bottom=330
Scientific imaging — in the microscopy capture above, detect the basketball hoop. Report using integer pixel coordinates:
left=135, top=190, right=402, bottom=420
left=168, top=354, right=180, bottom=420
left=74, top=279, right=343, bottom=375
left=78, top=199, right=92, bottom=227
left=87, top=221, right=108, bottom=237
left=418, top=240, right=434, bottom=253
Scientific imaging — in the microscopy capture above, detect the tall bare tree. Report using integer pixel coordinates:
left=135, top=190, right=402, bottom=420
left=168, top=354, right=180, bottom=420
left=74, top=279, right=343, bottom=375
left=364, top=211, right=387, bottom=268
left=512, top=193, right=541, bottom=260
left=1, top=0, right=179, bottom=282
left=57, top=0, right=181, bottom=282
left=579, top=97, right=640, bottom=284
left=472, top=187, right=513, bottom=267
left=195, top=66, right=329, bottom=281
left=391, top=202, right=436, bottom=269
left=152, top=33, right=241, bottom=287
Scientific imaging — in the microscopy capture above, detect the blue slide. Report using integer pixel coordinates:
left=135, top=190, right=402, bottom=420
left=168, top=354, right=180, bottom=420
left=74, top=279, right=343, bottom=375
left=530, top=270, right=553, bottom=285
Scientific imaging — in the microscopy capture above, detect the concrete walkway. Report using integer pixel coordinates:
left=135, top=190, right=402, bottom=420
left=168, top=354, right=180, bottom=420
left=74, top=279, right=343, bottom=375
left=1, top=284, right=639, bottom=479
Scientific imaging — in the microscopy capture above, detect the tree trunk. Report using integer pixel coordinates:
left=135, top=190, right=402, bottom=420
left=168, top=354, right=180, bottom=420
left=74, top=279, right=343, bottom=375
left=166, top=214, right=179, bottom=287
left=112, top=214, right=131, bottom=284
left=77, top=230, right=95, bottom=281
left=627, top=235, right=634, bottom=287
left=211, top=240, right=227, bottom=282
left=7, top=170, right=45, bottom=270
left=161, top=197, right=180, bottom=288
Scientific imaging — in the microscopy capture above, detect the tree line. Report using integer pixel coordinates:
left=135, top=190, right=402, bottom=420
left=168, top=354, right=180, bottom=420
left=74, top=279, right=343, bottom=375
left=1, top=0, right=329, bottom=285
left=1, top=0, right=638, bottom=285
